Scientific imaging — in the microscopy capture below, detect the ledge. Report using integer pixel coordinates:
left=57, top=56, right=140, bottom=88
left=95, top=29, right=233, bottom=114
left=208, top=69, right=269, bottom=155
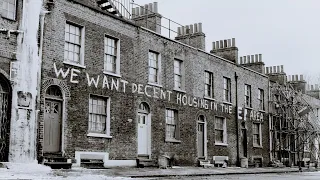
left=173, top=88, right=186, bottom=93
left=204, top=96, right=215, bottom=101
left=253, top=145, right=263, bottom=148
left=148, top=82, right=163, bottom=88
left=165, top=139, right=181, bottom=143
left=222, top=101, right=232, bottom=105
left=63, top=61, right=86, bottom=69
left=87, top=133, right=112, bottom=139
left=259, top=110, right=266, bottom=113
left=245, top=106, right=253, bottom=110
left=103, top=71, right=122, bottom=78
left=215, top=143, right=228, bottom=147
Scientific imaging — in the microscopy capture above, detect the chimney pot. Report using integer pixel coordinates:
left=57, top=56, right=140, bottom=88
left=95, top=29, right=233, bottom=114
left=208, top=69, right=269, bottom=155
left=228, top=39, right=231, bottom=48
left=240, top=57, right=243, bottom=64
left=316, top=84, right=319, bottom=90
left=135, top=7, right=140, bottom=16
left=144, top=4, right=149, bottom=14
left=190, top=24, right=194, bottom=34
left=300, top=74, right=304, bottom=81
left=194, top=23, right=198, bottom=33
left=243, top=56, right=247, bottom=63
left=185, top=25, right=190, bottom=34
left=280, top=65, right=284, bottom=73
left=287, top=75, right=290, bottom=81
left=273, top=66, right=276, bottom=73
left=311, top=85, right=314, bottom=90
left=266, top=67, right=269, bottom=74
left=251, top=55, right=255, bottom=63
left=259, top=54, right=262, bottom=62
left=177, top=27, right=181, bottom=36
left=255, top=54, right=259, bottom=63
left=198, top=23, right=202, bottom=33
left=224, top=40, right=228, bottom=48
left=153, top=2, right=158, bottom=13
left=220, top=40, right=223, bottom=49
left=295, top=75, right=299, bottom=81
left=149, top=3, right=153, bottom=13
left=132, top=8, right=136, bottom=17
left=247, top=55, right=250, bottom=63
left=181, top=26, right=185, bottom=35
left=232, top=38, right=236, bottom=47
left=140, top=6, right=144, bottom=15
left=277, top=66, right=280, bottom=73
left=212, top=42, right=216, bottom=50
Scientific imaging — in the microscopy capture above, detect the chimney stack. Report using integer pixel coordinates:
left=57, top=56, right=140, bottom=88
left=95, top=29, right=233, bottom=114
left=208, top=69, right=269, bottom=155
left=175, top=23, right=206, bottom=50
left=287, top=74, right=306, bottom=93
left=265, top=65, right=286, bottom=84
left=210, top=38, right=238, bottom=63
left=132, top=2, right=162, bottom=34
left=239, top=54, right=264, bottom=73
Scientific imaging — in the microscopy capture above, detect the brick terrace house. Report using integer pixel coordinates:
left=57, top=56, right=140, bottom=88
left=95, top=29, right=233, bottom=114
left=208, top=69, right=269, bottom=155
left=37, top=0, right=271, bottom=167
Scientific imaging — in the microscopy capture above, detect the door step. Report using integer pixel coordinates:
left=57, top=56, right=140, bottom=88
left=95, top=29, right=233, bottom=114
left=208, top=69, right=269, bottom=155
left=41, top=153, right=72, bottom=169
left=81, top=160, right=105, bottom=169
left=136, top=158, right=156, bottom=168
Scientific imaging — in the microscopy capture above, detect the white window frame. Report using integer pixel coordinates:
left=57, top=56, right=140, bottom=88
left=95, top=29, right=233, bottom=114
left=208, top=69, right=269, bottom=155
left=165, top=109, right=180, bottom=142
left=215, top=116, right=227, bottom=146
left=87, top=95, right=111, bottom=138
left=148, top=51, right=161, bottom=86
left=204, top=71, right=214, bottom=98
left=245, top=84, right=252, bottom=107
left=253, top=123, right=262, bottom=147
left=174, top=59, right=184, bottom=90
left=1, top=0, right=16, bottom=20
left=63, top=21, right=86, bottom=68
left=258, top=88, right=264, bottom=110
left=223, top=77, right=231, bottom=103
left=103, top=35, right=121, bottom=77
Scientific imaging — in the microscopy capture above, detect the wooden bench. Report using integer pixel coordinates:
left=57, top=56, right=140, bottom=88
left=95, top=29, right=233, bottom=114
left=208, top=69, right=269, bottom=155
left=213, top=156, right=228, bottom=167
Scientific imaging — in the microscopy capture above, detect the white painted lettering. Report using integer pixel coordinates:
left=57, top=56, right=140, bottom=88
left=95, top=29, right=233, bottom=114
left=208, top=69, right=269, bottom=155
left=70, top=68, right=80, bottom=83
left=120, top=79, right=128, bottom=93
left=214, top=102, right=218, bottom=111
left=176, top=93, right=182, bottom=105
left=138, top=84, right=144, bottom=95
left=167, top=91, right=172, bottom=101
left=145, top=85, right=152, bottom=97
left=102, top=76, right=110, bottom=89
left=204, top=100, right=209, bottom=109
left=111, top=78, right=119, bottom=91
left=86, top=73, right=100, bottom=88
left=182, top=95, right=188, bottom=106
left=54, top=63, right=70, bottom=79
left=132, top=83, right=137, bottom=93
left=153, top=87, right=159, bottom=99
left=160, top=89, right=166, bottom=100
left=193, top=97, right=198, bottom=107
left=229, top=106, right=233, bottom=114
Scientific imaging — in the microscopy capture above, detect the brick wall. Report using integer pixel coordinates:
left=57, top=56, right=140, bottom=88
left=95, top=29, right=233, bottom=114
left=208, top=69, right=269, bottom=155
left=39, top=0, right=270, bottom=166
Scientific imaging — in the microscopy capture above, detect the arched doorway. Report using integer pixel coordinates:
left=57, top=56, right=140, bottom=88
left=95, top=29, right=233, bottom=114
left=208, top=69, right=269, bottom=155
left=0, top=74, right=11, bottom=162
left=197, top=115, right=206, bottom=158
left=44, top=85, right=63, bottom=153
left=137, top=102, right=151, bottom=156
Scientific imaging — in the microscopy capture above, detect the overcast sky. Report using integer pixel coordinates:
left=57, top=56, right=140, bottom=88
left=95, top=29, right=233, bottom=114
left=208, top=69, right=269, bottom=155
left=135, top=0, right=320, bottom=84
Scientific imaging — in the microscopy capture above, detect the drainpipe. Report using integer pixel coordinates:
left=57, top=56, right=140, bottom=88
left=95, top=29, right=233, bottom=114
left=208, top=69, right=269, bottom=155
left=35, top=10, right=50, bottom=160
left=235, top=72, right=240, bottom=166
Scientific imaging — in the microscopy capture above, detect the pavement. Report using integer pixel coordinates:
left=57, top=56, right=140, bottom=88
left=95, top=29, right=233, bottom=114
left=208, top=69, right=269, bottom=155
left=0, top=163, right=319, bottom=179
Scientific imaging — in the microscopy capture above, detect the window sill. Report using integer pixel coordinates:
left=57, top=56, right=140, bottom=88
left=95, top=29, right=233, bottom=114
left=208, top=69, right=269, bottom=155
left=148, top=82, right=163, bottom=88
left=245, top=106, right=253, bottom=110
left=204, top=96, right=215, bottom=101
left=222, top=101, right=232, bottom=105
left=253, top=145, right=263, bottom=148
left=103, top=71, right=122, bottom=78
left=1, top=16, right=16, bottom=21
left=215, top=142, right=228, bottom=146
left=63, top=61, right=86, bottom=69
left=165, top=138, right=181, bottom=143
left=87, top=133, right=112, bottom=138
left=173, top=88, right=186, bottom=93
left=259, top=110, right=266, bottom=113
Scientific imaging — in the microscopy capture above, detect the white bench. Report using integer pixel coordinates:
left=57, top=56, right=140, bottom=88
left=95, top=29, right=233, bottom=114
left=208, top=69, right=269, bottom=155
left=213, top=156, right=228, bottom=167
left=74, top=151, right=109, bottom=167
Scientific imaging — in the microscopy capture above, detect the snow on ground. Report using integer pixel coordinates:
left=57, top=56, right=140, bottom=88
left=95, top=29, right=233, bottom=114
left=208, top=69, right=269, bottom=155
left=0, top=163, right=133, bottom=180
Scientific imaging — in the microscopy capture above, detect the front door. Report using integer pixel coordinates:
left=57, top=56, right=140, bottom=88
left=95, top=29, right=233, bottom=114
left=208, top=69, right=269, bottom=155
left=44, top=99, right=62, bottom=152
left=198, top=122, right=205, bottom=157
left=0, top=78, right=11, bottom=162
left=137, top=113, right=148, bottom=155
left=241, top=128, right=248, bottom=157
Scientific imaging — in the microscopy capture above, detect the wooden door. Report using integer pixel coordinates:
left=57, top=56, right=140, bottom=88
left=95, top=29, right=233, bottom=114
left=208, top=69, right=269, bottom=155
left=44, top=99, right=62, bottom=152
left=137, top=113, right=148, bottom=155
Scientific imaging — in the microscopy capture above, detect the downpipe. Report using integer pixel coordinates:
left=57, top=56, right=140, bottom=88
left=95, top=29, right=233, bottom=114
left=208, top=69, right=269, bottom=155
left=235, top=72, right=240, bottom=166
